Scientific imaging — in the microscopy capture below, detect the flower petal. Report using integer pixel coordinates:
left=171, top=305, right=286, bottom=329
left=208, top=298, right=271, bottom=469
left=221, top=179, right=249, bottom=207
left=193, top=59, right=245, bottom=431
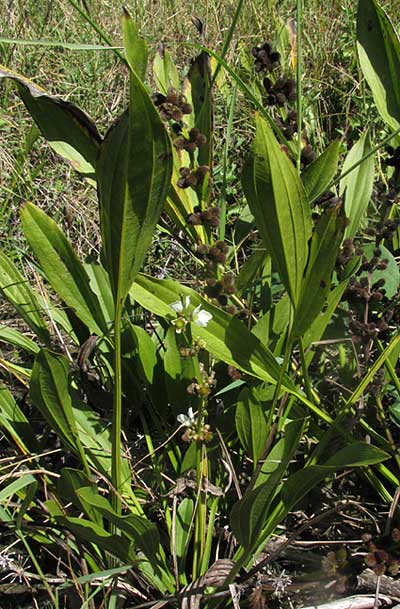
left=177, top=414, right=190, bottom=426
left=170, top=300, right=184, bottom=313
left=194, top=309, right=212, bottom=327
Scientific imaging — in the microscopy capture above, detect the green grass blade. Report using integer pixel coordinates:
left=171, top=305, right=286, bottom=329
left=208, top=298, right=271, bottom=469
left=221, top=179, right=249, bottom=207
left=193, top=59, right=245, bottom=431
left=0, top=37, right=123, bottom=50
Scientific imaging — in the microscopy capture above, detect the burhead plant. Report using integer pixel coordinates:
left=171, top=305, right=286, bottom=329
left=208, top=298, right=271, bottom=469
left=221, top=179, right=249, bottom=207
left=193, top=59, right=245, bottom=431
left=0, top=0, right=399, bottom=607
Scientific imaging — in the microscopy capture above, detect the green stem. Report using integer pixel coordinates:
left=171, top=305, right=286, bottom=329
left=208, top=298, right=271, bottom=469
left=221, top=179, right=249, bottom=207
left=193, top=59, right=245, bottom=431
left=298, top=337, right=315, bottom=403
left=112, top=298, right=123, bottom=518
left=193, top=442, right=207, bottom=579
left=296, top=0, right=303, bottom=175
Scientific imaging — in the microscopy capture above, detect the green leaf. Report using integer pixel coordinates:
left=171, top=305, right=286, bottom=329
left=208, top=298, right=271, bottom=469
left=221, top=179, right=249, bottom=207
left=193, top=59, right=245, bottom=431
left=30, top=350, right=81, bottom=453
left=389, top=400, right=400, bottom=427
left=97, top=70, right=172, bottom=304
left=59, top=564, right=139, bottom=591
left=361, top=243, right=399, bottom=299
left=153, top=44, right=180, bottom=94
left=302, top=140, right=341, bottom=203
left=357, top=0, right=400, bottom=130
left=242, top=114, right=312, bottom=307
left=235, top=249, right=268, bottom=295
left=186, top=51, right=214, bottom=169
left=31, top=350, right=132, bottom=491
left=0, top=65, right=101, bottom=180
left=70, top=393, right=133, bottom=495
left=21, top=203, right=107, bottom=336
left=123, top=324, right=158, bottom=386
left=131, top=275, right=334, bottom=423
left=174, top=498, right=194, bottom=560
left=230, top=418, right=305, bottom=551
left=0, top=251, right=50, bottom=344
left=0, top=474, right=37, bottom=503
left=120, top=322, right=168, bottom=419
left=122, top=9, right=148, bottom=82
left=57, top=469, right=103, bottom=526
left=132, top=275, right=289, bottom=390
left=56, top=516, right=134, bottom=563
left=84, top=260, right=114, bottom=324
left=77, top=488, right=160, bottom=563
left=16, top=480, right=38, bottom=529
left=0, top=385, right=38, bottom=453
left=235, top=388, right=269, bottom=465
left=292, top=207, right=346, bottom=338
left=0, top=325, right=40, bottom=355
left=341, top=130, right=375, bottom=239
left=325, top=442, right=390, bottom=467
left=303, top=281, right=349, bottom=364
left=282, top=441, right=389, bottom=509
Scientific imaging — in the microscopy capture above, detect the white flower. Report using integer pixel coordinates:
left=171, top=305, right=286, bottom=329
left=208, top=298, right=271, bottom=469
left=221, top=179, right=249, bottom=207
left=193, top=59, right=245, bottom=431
left=169, top=295, right=212, bottom=332
left=177, top=407, right=195, bottom=427
left=193, top=305, right=212, bottom=328
left=170, top=295, right=190, bottom=315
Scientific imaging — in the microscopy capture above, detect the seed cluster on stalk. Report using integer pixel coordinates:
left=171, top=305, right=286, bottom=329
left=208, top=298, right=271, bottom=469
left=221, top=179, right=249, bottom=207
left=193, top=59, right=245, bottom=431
left=253, top=38, right=316, bottom=164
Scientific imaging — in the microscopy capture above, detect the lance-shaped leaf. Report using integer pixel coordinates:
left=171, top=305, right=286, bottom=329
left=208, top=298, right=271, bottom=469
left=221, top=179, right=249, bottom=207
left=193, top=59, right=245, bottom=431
left=0, top=251, right=50, bottom=344
left=0, top=325, right=39, bottom=355
left=242, top=114, right=312, bottom=307
left=30, top=350, right=82, bottom=454
left=30, top=350, right=132, bottom=488
left=97, top=71, right=172, bottom=303
left=122, top=9, right=147, bottom=82
left=0, top=385, right=38, bottom=453
left=132, top=275, right=285, bottom=386
left=173, top=498, right=194, bottom=561
left=21, top=203, right=108, bottom=336
left=0, top=65, right=101, bottom=180
left=131, top=275, right=334, bottom=423
left=341, top=130, right=375, bottom=239
left=357, top=0, right=400, bottom=131
left=281, top=441, right=389, bottom=509
left=185, top=51, right=214, bottom=169
left=153, top=43, right=180, bottom=94
left=235, top=387, right=270, bottom=466
left=58, top=469, right=104, bottom=526
left=55, top=516, right=134, bottom=563
left=230, top=418, right=305, bottom=552
left=76, top=488, right=161, bottom=564
left=292, top=206, right=346, bottom=338
left=302, top=139, right=341, bottom=203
